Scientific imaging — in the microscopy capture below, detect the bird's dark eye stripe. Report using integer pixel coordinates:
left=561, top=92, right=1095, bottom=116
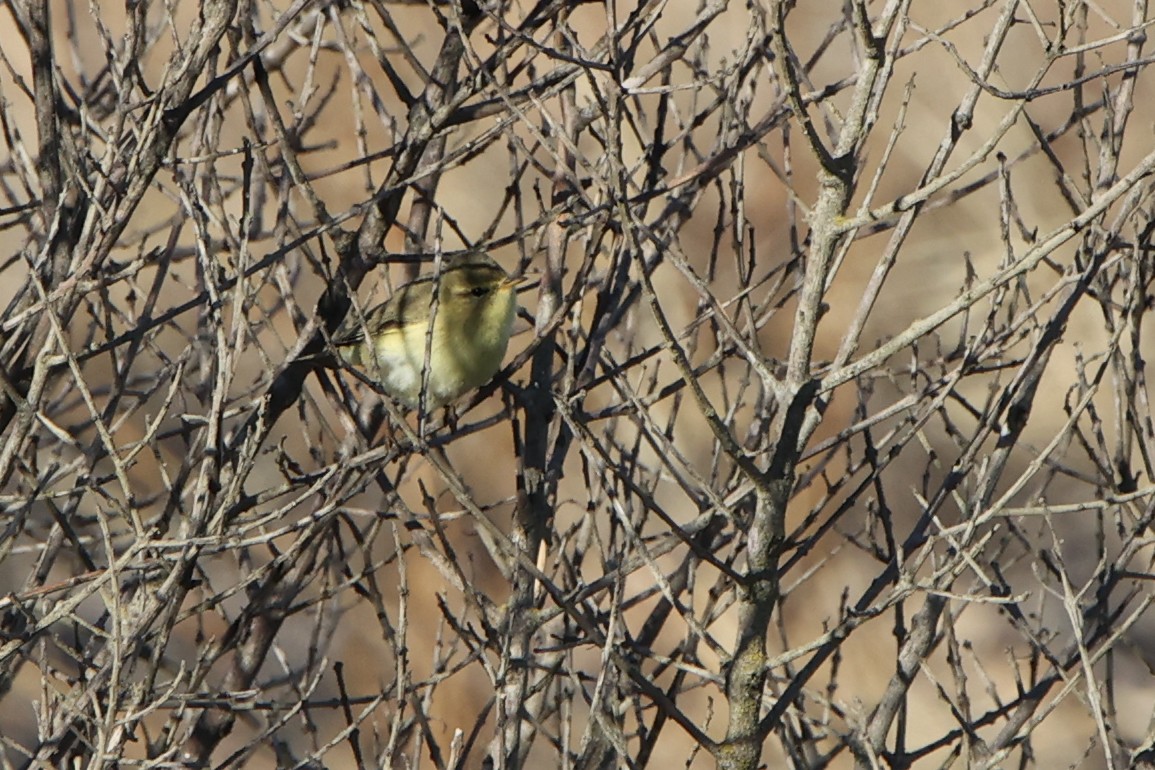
left=470, top=286, right=490, bottom=296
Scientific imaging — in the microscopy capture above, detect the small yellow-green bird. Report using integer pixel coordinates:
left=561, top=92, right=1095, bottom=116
left=331, top=253, right=523, bottom=408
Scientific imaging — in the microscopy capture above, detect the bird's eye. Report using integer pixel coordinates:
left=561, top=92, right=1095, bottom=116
left=470, top=286, right=490, bottom=297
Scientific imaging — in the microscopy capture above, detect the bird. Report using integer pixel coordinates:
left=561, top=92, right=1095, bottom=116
left=330, top=253, right=523, bottom=408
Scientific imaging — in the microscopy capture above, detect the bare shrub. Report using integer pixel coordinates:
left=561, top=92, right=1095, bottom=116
left=2, top=2, right=1154, bottom=768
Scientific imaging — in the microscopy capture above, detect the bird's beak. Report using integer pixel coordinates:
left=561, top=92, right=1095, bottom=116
left=507, top=273, right=538, bottom=294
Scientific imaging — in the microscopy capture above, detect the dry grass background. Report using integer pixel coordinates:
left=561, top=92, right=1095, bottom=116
left=1, top=1, right=1154, bottom=768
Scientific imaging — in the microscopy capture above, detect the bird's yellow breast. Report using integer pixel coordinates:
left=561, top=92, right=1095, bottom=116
left=369, top=284, right=517, bottom=407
